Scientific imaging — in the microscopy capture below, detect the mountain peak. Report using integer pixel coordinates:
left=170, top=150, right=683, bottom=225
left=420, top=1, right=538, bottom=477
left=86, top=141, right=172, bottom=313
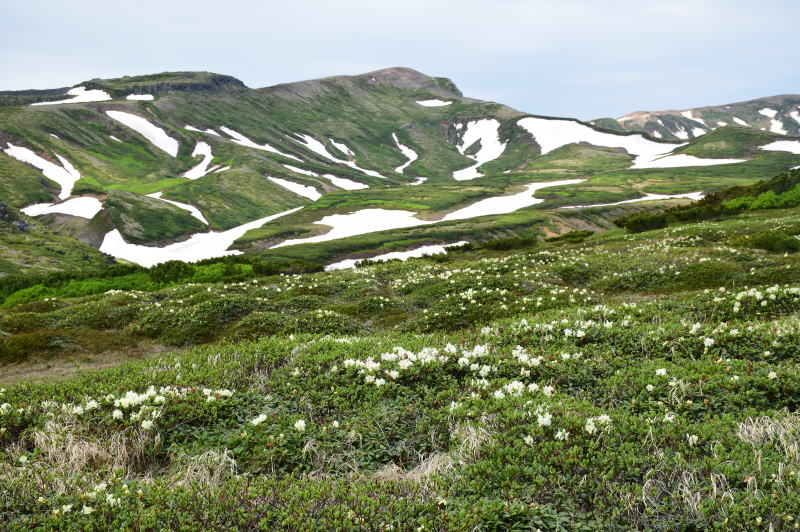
left=260, top=66, right=462, bottom=100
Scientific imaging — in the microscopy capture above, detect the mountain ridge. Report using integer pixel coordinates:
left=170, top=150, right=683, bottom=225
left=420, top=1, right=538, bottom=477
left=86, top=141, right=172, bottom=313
left=1, top=66, right=799, bottom=275
left=593, top=93, right=800, bottom=140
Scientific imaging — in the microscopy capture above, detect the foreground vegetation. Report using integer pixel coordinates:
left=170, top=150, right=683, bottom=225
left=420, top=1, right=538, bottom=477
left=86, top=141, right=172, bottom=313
left=1, top=200, right=800, bottom=529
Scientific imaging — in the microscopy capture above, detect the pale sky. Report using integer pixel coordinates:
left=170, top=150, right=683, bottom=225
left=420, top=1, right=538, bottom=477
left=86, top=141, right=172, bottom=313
left=1, top=0, right=798, bottom=119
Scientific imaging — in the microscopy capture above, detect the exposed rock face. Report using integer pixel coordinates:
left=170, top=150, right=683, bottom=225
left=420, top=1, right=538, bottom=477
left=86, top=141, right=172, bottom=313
left=0, top=201, right=29, bottom=233
left=0, top=87, right=71, bottom=107
left=84, top=72, right=247, bottom=97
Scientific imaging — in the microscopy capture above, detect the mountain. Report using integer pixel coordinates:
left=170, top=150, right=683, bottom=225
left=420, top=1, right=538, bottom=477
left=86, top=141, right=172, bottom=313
left=3, top=70, right=800, bottom=528
left=1, top=68, right=799, bottom=274
left=592, top=94, right=800, bottom=140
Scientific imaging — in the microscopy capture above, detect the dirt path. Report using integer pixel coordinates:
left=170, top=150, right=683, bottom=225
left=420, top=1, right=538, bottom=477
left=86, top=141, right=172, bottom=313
left=0, top=342, right=176, bottom=386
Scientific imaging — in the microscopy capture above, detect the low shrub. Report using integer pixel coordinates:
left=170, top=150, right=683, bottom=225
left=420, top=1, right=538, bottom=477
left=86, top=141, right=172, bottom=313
left=483, top=236, right=537, bottom=250
left=148, top=261, right=196, bottom=284
left=735, top=230, right=800, bottom=253
left=616, top=212, right=669, bottom=233
left=544, top=230, right=594, bottom=243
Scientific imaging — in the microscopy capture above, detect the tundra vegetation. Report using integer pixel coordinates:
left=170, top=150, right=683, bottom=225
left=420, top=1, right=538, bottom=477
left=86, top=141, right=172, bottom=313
left=1, top=183, right=800, bottom=529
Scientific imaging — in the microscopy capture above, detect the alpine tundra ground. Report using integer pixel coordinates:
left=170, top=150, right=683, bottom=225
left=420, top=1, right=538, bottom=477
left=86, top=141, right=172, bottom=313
left=1, top=199, right=800, bottom=529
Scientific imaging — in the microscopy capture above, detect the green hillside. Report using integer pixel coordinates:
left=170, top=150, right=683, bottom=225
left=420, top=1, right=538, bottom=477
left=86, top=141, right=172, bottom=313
left=1, top=69, right=799, bottom=276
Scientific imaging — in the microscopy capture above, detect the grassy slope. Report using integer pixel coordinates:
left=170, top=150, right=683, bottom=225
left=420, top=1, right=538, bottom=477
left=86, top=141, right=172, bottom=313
left=1, top=206, right=800, bottom=528
left=0, top=151, right=57, bottom=206
left=104, top=191, right=207, bottom=244
left=0, top=205, right=112, bottom=276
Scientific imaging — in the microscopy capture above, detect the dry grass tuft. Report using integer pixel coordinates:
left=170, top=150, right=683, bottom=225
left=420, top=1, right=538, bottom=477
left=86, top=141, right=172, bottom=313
left=170, top=449, right=238, bottom=486
left=737, top=411, right=800, bottom=461
left=32, top=419, right=161, bottom=476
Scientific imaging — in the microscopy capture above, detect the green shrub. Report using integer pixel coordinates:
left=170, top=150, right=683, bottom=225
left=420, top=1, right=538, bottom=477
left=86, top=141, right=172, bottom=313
left=616, top=212, right=669, bottom=233
left=0, top=331, right=71, bottom=363
left=229, top=312, right=288, bottom=340
left=252, top=260, right=324, bottom=276
left=148, top=261, right=196, bottom=284
left=553, top=262, right=597, bottom=286
left=544, top=230, right=594, bottom=243
left=483, top=236, right=537, bottom=250
left=736, top=230, right=800, bottom=253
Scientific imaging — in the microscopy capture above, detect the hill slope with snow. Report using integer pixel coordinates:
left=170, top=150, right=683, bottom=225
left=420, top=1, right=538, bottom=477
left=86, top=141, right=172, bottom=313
left=1, top=68, right=799, bottom=273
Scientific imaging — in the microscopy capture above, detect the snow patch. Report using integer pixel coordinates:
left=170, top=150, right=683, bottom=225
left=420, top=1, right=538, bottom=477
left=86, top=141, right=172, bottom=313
left=214, top=165, right=231, bottom=173
left=681, top=110, right=708, bottom=127
left=392, top=133, right=418, bottom=173
left=99, top=207, right=302, bottom=267
left=146, top=192, right=209, bottom=225
left=106, top=111, right=179, bottom=156
left=2, top=144, right=80, bottom=199
left=416, top=100, right=451, bottom=107
left=442, top=179, right=584, bottom=221
left=272, top=209, right=427, bottom=248
left=182, top=142, right=214, bottom=180
left=273, top=179, right=587, bottom=248
left=769, top=119, right=787, bottom=135
left=329, top=139, right=354, bottom=157
left=637, top=153, right=744, bottom=169
left=562, top=192, right=704, bottom=210
left=185, top=125, right=221, bottom=136
left=673, top=127, right=689, bottom=140
left=452, top=119, right=508, bottom=180
left=717, top=121, right=728, bottom=126
left=790, top=110, right=800, bottom=125
left=126, top=94, right=154, bottom=101
left=282, top=164, right=366, bottom=190
left=329, top=139, right=384, bottom=178
left=759, top=140, right=800, bottom=155
left=326, top=241, right=469, bottom=271
left=31, top=86, right=111, bottom=106
left=320, top=174, right=368, bottom=190
left=220, top=126, right=301, bottom=161
left=109, top=135, right=122, bottom=142
left=759, top=108, right=778, bottom=118
left=409, top=177, right=427, bottom=185
left=691, top=127, right=707, bottom=137
left=282, top=164, right=319, bottom=177
left=732, top=117, right=750, bottom=126
left=21, top=197, right=103, bottom=219
left=267, top=176, right=321, bottom=201
left=516, top=117, right=744, bottom=169
left=291, top=134, right=386, bottom=178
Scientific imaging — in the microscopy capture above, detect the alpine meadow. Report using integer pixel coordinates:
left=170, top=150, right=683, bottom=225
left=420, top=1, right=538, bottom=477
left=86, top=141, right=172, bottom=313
left=2, top=1, right=800, bottom=529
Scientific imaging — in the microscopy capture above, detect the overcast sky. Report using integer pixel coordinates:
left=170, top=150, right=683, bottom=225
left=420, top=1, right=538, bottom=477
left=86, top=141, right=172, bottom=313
left=1, top=0, right=798, bottom=119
